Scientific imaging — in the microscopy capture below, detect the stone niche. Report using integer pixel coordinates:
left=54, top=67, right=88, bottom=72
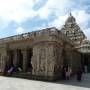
left=31, top=40, right=63, bottom=81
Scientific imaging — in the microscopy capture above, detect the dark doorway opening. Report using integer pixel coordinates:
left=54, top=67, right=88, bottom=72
left=82, top=54, right=90, bottom=73
left=84, top=56, right=88, bottom=66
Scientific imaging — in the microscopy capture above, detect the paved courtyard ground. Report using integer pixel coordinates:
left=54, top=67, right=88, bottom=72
left=0, top=73, right=90, bottom=90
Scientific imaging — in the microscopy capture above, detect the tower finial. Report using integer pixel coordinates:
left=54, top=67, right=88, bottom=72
left=69, top=12, right=72, bottom=16
left=68, top=8, right=72, bottom=16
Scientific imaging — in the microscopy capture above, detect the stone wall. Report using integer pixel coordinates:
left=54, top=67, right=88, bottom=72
left=0, top=28, right=82, bottom=81
left=31, top=41, right=63, bottom=80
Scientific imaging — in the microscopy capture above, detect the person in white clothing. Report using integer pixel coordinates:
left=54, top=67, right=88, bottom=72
left=65, top=66, right=72, bottom=80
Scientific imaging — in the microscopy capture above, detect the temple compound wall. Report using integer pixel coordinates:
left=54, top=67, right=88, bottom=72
left=0, top=27, right=81, bottom=81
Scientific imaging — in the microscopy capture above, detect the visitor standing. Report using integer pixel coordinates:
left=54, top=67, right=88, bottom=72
left=65, top=66, right=72, bottom=80
left=76, top=67, right=83, bottom=82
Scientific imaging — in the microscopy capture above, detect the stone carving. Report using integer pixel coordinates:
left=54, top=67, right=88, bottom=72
left=39, top=48, right=46, bottom=74
left=0, top=14, right=88, bottom=81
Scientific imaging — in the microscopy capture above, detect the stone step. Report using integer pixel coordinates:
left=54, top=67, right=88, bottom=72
left=10, top=73, right=54, bottom=81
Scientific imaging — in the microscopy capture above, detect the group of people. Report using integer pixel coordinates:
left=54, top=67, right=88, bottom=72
left=4, top=65, right=33, bottom=76
left=4, top=66, right=22, bottom=75
left=62, top=65, right=83, bottom=82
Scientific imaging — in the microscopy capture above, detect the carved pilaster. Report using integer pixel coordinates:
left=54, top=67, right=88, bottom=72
left=31, top=44, right=47, bottom=76
left=22, top=50, right=28, bottom=72
left=13, top=49, right=20, bottom=68
left=1, top=55, right=7, bottom=73
left=0, top=49, right=9, bottom=73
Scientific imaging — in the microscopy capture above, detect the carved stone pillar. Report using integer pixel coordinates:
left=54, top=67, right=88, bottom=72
left=6, top=51, right=12, bottom=67
left=22, top=50, right=28, bottom=72
left=31, top=41, right=63, bottom=80
left=1, top=55, right=7, bottom=73
left=31, top=45, right=47, bottom=76
left=13, top=49, right=20, bottom=68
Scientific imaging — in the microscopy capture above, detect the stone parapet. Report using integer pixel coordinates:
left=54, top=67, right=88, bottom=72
left=0, top=27, right=73, bottom=46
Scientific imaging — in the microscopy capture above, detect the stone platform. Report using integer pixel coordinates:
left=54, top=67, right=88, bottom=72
left=6, top=72, right=58, bottom=81
left=0, top=73, right=90, bottom=90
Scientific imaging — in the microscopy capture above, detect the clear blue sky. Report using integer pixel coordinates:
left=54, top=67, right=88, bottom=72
left=0, top=0, right=90, bottom=40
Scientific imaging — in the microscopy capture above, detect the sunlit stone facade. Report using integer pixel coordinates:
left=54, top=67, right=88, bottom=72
left=0, top=14, right=89, bottom=81
left=61, top=13, right=90, bottom=72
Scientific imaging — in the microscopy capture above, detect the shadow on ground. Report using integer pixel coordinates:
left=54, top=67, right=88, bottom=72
left=55, top=73, right=90, bottom=88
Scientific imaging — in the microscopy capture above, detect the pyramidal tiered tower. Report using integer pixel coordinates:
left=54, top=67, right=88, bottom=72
left=61, top=13, right=86, bottom=46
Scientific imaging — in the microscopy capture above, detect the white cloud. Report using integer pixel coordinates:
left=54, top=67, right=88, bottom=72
left=16, top=27, right=24, bottom=34
left=0, top=0, right=74, bottom=27
left=0, top=0, right=38, bottom=24
left=49, top=14, right=68, bottom=28
left=0, top=0, right=90, bottom=40
left=37, top=7, right=50, bottom=19
left=37, top=0, right=72, bottom=19
left=37, top=0, right=73, bottom=28
left=84, top=28, right=90, bottom=40
left=72, top=10, right=90, bottom=29
left=49, top=9, right=90, bottom=30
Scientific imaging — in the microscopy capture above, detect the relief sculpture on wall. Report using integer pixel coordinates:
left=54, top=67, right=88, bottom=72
left=39, top=48, right=46, bottom=73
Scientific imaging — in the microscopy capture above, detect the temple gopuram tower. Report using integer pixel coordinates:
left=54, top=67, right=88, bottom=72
left=61, top=13, right=90, bottom=72
left=61, top=13, right=86, bottom=46
left=0, top=13, right=90, bottom=81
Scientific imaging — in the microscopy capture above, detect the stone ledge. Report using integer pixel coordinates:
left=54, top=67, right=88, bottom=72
left=2, top=72, right=59, bottom=81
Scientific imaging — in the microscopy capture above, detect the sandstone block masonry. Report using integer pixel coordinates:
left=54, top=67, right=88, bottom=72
left=0, top=27, right=81, bottom=81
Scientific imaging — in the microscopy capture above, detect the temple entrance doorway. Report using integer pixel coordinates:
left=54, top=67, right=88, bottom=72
left=84, top=56, right=88, bottom=73
left=82, top=54, right=90, bottom=73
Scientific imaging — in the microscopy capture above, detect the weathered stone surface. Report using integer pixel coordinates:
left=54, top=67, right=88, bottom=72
left=0, top=15, right=89, bottom=81
left=21, top=50, right=28, bottom=72
left=0, top=28, right=81, bottom=80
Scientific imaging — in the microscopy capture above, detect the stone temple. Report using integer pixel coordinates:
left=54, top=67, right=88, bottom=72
left=0, top=13, right=90, bottom=81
